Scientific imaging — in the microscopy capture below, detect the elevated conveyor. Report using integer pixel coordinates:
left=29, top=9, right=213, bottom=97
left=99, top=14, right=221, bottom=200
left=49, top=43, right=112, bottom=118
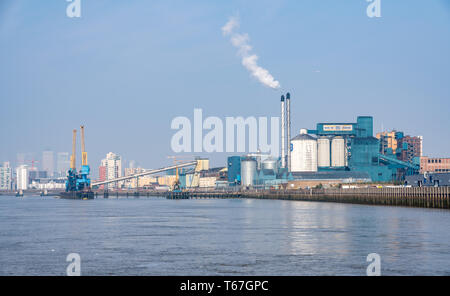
left=91, top=161, right=198, bottom=187
left=378, top=153, right=419, bottom=170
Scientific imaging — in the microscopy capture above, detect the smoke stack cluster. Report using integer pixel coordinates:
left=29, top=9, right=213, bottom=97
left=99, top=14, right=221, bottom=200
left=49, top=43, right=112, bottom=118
left=280, top=93, right=291, bottom=171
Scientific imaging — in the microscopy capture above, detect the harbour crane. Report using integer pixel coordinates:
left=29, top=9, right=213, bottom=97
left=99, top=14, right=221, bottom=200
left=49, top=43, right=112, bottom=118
left=167, top=156, right=184, bottom=191
left=65, top=129, right=78, bottom=192
left=77, top=125, right=91, bottom=191
left=62, top=126, right=93, bottom=199
left=167, top=155, right=203, bottom=190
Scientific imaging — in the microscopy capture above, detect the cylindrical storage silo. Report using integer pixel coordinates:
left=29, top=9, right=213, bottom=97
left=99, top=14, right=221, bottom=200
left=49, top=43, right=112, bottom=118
left=290, top=129, right=318, bottom=172
left=262, top=158, right=277, bottom=170
left=317, top=137, right=331, bottom=167
left=331, top=136, right=345, bottom=167
left=262, top=157, right=277, bottom=174
left=241, top=157, right=257, bottom=187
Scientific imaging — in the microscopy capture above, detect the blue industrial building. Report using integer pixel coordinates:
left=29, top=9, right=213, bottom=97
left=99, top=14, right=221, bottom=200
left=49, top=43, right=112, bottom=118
left=196, top=115, right=421, bottom=190
left=227, top=156, right=241, bottom=185
left=224, top=116, right=420, bottom=189
left=308, top=116, right=419, bottom=182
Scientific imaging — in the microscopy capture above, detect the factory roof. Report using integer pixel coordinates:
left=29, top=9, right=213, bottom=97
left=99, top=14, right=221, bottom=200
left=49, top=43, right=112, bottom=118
left=405, top=173, right=450, bottom=187
left=291, top=133, right=316, bottom=141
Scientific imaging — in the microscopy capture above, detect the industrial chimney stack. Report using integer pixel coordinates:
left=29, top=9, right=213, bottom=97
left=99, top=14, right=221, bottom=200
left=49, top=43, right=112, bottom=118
left=286, top=92, right=291, bottom=172
left=280, top=92, right=292, bottom=171
left=280, top=95, right=286, bottom=169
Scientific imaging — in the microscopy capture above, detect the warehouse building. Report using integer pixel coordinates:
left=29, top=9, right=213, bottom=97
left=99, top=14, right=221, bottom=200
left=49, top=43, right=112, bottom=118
left=405, top=173, right=450, bottom=187
left=420, top=157, right=450, bottom=173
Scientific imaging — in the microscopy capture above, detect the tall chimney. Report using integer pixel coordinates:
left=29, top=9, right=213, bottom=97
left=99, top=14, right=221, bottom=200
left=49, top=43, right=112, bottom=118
left=281, top=95, right=286, bottom=168
left=286, top=92, right=291, bottom=172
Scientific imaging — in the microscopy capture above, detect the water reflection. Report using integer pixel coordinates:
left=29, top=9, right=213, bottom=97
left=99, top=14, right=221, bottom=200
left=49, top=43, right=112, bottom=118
left=0, top=196, right=449, bottom=275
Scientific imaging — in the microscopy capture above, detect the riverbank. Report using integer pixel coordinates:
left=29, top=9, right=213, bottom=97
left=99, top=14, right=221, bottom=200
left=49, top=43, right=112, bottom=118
left=3, top=187, right=449, bottom=210
left=244, top=187, right=450, bottom=209
left=168, top=187, right=450, bottom=210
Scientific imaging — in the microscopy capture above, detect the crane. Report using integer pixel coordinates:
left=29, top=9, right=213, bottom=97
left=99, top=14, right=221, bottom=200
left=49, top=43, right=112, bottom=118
left=62, top=126, right=93, bottom=199
left=77, top=125, right=91, bottom=191
left=81, top=125, right=88, bottom=166
left=167, top=155, right=203, bottom=190
left=66, top=129, right=78, bottom=192
left=167, top=156, right=184, bottom=191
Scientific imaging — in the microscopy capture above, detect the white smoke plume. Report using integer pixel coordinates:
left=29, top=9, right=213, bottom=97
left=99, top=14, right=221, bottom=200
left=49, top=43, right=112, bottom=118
left=222, top=16, right=280, bottom=89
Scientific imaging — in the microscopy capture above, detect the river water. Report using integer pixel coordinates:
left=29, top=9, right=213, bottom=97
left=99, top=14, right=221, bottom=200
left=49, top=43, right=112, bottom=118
left=0, top=195, right=449, bottom=275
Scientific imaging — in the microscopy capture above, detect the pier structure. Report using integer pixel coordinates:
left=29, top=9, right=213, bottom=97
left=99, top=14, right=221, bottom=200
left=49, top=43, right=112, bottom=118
left=242, top=186, right=450, bottom=209
left=5, top=186, right=449, bottom=209
left=100, top=187, right=450, bottom=209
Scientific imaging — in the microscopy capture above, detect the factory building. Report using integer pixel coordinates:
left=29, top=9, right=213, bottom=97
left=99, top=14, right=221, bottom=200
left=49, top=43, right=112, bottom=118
left=420, top=157, right=450, bottom=173
left=298, top=116, right=419, bottom=182
left=227, top=93, right=421, bottom=189
left=226, top=154, right=280, bottom=189
left=227, top=156, right=241, bottom=185
left=179, top=93, right=425, bottom=190
left=405, top=173, right=450, bottom=187
left=288, top=171, right=371, bottom=189
left=290, top=129, right=317, bottom=172
left=241, top=156, right=257, bottom=188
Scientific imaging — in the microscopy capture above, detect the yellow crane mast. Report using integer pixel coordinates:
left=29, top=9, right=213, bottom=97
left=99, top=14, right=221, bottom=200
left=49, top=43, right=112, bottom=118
left=80, top=125, right=88, bottom=166
left=70, top=129, right=77, bottom=170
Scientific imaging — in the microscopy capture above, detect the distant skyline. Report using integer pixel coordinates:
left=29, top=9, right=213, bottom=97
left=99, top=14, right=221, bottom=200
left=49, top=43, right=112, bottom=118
left=1, top=0, right=449, bottom=170
left=12, top=149, right=139, bottom=178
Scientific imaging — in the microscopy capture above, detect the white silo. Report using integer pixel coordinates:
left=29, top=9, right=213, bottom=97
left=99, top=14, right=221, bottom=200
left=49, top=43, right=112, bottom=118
left=317, top=137, right=331, bottom=167
left=331, top=137, right=346, bottom=167
left=262, top=157, right=277, bottom=171
left=290, top=129, right=318, bottom=172
left=241, top=157, right=257, bottom=187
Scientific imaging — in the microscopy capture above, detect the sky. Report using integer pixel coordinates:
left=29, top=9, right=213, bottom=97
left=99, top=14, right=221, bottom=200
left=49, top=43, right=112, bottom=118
left=0, top=0, right=449, bottom=175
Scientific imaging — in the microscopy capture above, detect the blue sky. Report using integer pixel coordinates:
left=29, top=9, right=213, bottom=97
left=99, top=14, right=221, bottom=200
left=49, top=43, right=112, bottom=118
left=1, top=0, right=449, bottom=173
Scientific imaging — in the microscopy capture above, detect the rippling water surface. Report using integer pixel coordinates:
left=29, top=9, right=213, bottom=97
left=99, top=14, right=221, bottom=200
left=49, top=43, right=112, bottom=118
left=1, top=195, right=449, bottom=275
